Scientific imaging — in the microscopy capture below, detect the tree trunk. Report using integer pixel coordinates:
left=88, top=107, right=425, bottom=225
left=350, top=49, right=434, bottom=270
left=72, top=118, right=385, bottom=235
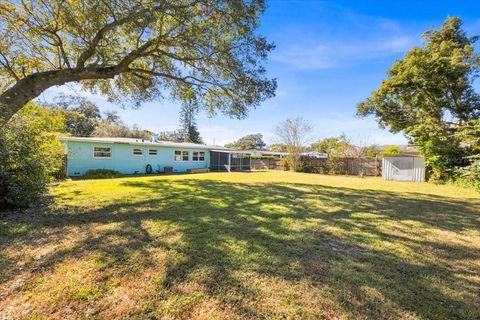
left=0, top=67, right=119, bottom=122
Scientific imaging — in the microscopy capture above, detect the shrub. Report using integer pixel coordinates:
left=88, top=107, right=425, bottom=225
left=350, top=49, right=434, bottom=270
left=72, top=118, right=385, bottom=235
left=83, top=169, right=122, bottom=179
left=296, top=157, right=325, bottom=173
left=454, top=155, right=480, bottom=191
left=379, top=145, right=401, bottom=157
left=296, top=165, right=319, bottom=173
left=0, top=104, right=65, bottom=208
left=327, top=156, right=344, bottom=174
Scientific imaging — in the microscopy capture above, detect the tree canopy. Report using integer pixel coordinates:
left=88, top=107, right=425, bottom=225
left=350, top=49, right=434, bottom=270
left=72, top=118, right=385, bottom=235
left=93, top=110, right=152, bottom=139
left=379, top=145, right=401, bottom=157
left=93, top=121, right=152, bottom=140
left=42, top=97, right=152, bottom=139
left=225, top=133, right=265, bottom=150
left=268, top=143, right=287, bottom=152
left=310, top=135, right=350, bottom=158
left=357, top=17, right=480, bottom=132
left=156, top=130, right=185, bottom=143
left=357, top=17, right=480, bottom=179
left=0, top=0, right=276, bottom=122
left=43, top=95, right=102, bottom=136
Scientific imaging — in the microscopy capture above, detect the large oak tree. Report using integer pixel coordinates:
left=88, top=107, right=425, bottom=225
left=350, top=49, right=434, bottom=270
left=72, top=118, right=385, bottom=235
left=0, top=0, right=276, bottom=122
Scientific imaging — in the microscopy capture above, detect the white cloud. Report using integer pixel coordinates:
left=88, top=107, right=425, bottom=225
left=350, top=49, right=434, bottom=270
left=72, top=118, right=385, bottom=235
left=275, top=88, right=288, bottom=97
left=271, top=44, right=333, bottom=70
left=272, top=34, right=415, bottom=71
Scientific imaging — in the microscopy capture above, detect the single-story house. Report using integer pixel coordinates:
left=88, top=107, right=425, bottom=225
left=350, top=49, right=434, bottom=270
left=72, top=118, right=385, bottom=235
left=60, top=136, right=230, bottom=177
left=242, top=149, right=288, bottom=158
left=301, top=151, right=328, bottom=158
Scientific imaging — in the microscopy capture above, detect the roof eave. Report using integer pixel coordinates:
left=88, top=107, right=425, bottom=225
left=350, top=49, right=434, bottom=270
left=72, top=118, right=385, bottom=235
left=59, top=136, right=221, bottom=149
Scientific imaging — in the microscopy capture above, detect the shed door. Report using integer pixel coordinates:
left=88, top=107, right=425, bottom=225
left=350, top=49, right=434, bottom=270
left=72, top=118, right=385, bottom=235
left=390, top=157, right=414, bottom=181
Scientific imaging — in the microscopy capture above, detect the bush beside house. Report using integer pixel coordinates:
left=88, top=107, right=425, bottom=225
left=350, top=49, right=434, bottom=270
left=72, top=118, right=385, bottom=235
left=0, top=104, right=65, bottom=208
left=83, top=169, right=123, bottom=179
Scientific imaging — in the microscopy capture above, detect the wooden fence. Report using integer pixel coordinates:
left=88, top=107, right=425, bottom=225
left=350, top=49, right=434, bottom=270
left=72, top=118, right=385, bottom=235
left=250, top=158, right=278, bottom=170
left=251, top=157, right=381, bottom=176
left=53, top=156, right=68, bottom=180
left=337, top=157, right=381, bottom=176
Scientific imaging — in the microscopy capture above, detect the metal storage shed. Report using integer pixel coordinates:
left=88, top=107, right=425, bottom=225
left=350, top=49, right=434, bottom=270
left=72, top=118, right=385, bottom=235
left=382, top=156, right=425, bottom=182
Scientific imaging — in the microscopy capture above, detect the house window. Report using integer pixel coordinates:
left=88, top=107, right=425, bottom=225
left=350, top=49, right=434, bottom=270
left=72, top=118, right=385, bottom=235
left=175, top=150, right=189, bottom=161
left=149, top=149, right=158, bottom=156
left=93, top=146, right=111, bottom=158
left=133, top=148, right=143, bottom=156
left=192, top=151, right=205, bottom=161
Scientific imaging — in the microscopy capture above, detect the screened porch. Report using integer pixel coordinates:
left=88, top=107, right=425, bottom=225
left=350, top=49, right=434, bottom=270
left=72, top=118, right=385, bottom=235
left=210, top=150, right=252, bottom=172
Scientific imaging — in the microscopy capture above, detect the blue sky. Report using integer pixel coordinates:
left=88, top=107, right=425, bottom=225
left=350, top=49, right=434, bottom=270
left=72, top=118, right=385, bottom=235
left=39, top=0, right=480, bottom=146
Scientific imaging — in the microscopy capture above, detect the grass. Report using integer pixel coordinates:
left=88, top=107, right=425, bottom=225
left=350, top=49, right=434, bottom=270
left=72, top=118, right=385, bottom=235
left=0, top=171, right=479, bottom=319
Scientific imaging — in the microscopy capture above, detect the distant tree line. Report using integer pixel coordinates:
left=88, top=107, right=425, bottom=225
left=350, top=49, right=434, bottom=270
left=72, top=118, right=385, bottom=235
left=227, top=120, right=392, bottom=173
left=41, top=95, right=151, bottom=139
left=41, top=95, right=204, bottom=143
left=225, top=133, right=266, bottom=150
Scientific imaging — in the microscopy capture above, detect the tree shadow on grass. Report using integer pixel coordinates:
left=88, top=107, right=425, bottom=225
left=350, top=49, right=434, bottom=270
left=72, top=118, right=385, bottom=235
left=1, top=178, right=479, bottom=319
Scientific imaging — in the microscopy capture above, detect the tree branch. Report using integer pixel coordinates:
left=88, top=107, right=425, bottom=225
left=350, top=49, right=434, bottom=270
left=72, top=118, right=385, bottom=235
left=0, top=52, right=20, bottom=81
left=76, top=15, right=135, bottom=69
left=75, top=1, right=201, bottom=69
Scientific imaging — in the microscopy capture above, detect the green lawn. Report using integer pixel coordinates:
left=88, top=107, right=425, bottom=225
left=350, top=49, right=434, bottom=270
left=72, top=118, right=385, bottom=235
left=1, top=171, right=479, bottom=319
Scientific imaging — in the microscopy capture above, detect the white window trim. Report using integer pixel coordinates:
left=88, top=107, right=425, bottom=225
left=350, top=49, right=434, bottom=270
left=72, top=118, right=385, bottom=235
left=192, top=151, right=206, bottom=162
left=148, top=149, right=158, bottom=156
left=93, top=146, right=112, bottom=159
left=174, top=150, right=190, bottom=162
left=133, top=148, right=144, bottom=156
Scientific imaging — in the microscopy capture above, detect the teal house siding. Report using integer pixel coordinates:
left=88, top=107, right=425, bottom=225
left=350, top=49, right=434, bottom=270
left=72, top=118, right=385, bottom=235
left=61, top=137, right=213, bottom=176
